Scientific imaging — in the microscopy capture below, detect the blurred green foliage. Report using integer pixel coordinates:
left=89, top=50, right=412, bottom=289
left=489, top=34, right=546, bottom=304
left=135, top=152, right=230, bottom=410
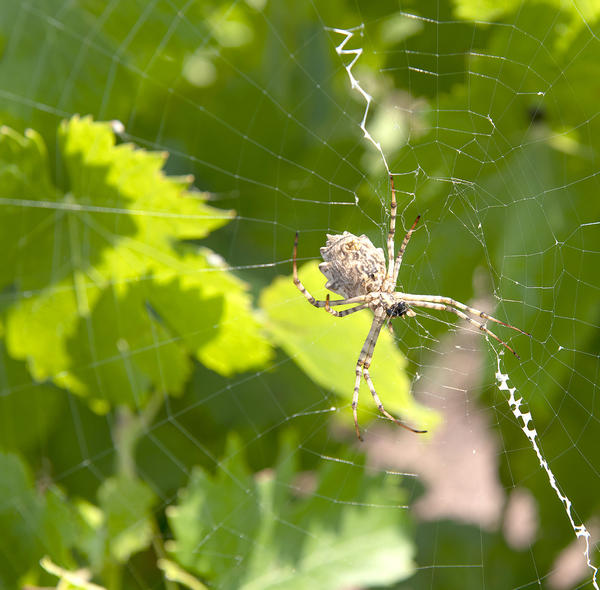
left=0, top=1, right=599, bottom=589
left=168, top=433, right=416, bottom=589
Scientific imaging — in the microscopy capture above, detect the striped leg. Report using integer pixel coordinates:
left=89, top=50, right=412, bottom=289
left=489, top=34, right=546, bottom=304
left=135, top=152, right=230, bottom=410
left=386, top=174, right=398, bottom=279
left=324, top=294, right=368, bottom=317
left=351, top=315, right=425, bottom=439
left=352, top=316, right=385, bottom=441
left=404, top=300, right=522, bottom=358
left=392, top=215, right=420, bottom=285
left=293, top=232, right=366, bottom=309
left=361, top=309, right=425, bottom=434
left=363, top=364, right=427, bottom=433
left=400, top=293, right=530, bottom=335
left=352, top=363, right=364, bottom=441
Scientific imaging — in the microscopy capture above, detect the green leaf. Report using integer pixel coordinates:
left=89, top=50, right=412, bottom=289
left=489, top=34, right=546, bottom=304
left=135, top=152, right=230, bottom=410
left=479, top=140, right=600, bottom=415
left=167, top=435, right=260, bottom=580
left=0, top=341, right=64, bottom=453
left=65, top=475, right=157, bottom=575
left=168, top=432, right=416, bottom=589
left=259, top=261, right=439, bottom=433
left=1, top=117, right=272, bottom=410
left=97, top=475, right=156, bottom=563
left=153, top=251, right=273, bottom=377
left=41, top=487, right=85, bottom=571
left=452, top=0, right=600, bottom=52
left=0, top=452, right=44, bottom=588
left=0, top=452, right=82, bottom=588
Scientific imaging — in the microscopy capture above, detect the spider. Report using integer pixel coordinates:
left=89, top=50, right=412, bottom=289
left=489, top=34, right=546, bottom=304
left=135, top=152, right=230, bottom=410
left=293, top=174, right=529, bottom=440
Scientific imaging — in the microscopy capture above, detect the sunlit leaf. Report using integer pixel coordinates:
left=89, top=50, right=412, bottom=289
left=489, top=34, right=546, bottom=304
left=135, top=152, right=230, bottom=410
left=260, top=262, right=439, bottom=433
left=1, top=117, right=272, bottom=410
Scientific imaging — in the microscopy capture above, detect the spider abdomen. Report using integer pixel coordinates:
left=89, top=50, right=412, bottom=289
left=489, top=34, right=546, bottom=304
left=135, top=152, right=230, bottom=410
left=318, top=231, right=386, bottom=298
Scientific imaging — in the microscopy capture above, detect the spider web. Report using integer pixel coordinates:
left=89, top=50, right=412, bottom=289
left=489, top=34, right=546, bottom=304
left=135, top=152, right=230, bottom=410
left=1, top=2, right=599, bottom=590
left=329, top=21, right=599, bottom=589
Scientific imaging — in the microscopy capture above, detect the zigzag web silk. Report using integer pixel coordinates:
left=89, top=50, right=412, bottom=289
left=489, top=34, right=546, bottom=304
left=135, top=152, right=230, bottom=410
left=327, top=22, right=599, bottom=588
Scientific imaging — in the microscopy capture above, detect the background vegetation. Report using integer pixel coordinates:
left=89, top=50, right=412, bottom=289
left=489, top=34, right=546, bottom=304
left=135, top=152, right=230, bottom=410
left=1, top=1, right=599, bottom=589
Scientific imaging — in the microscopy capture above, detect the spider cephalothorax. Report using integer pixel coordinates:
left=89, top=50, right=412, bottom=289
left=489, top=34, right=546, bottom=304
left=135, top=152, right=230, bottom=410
left=293, top=174, right=529, bottom=440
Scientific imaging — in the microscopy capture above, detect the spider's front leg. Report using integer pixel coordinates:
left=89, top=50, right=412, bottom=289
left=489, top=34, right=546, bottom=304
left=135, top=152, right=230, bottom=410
left=293, top=232, right=366, bottom=310
left=386, top=174, right=398, bottom=279
left=392, top=215, right=420, bottom=285
left=324, top=294, right=368, bottom=317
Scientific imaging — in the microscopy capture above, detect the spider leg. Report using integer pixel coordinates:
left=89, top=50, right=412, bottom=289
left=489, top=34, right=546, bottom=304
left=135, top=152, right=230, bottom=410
left=324, top=294, right=369, bottom=317
left=293, top=231, right=367, bottom=309
left=386, top=174, right=398, bottom=279
left=352, top=316, right=385, bottom=441
left=363, top=364, right=427, bottom=434
left=400, top=293, right=530, bottom=336
left=353, top=365, right=364, bottom=441
left=404, top=300, right=522, bottom=359
left=353, top=314, right=426, bottom=440
left=392, top=215, right=420, bottom=286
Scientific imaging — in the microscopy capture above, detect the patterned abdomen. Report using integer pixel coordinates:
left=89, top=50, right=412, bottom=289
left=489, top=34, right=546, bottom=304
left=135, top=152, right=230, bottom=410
left=318, top=231, right=386, bottom=298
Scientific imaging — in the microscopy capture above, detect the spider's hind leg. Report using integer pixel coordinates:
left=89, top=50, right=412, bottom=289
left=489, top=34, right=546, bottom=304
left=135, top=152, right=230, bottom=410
left=404, top=299, right=523, bottom=359
left=352, top=363, right=364, bottom=441
left=363, top=363, right=427, bottom=434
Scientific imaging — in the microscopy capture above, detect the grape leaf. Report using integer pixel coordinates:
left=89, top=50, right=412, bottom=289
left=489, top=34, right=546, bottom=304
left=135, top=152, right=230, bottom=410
left=0, top=339, right=64, bottom=453
left=97, top=475, right=156, bottom=564
left=0, top=452, right=82, bottom=588
left=168, top=432, right=416, bottom=589
left=1, top=117, right=273, bottom=410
